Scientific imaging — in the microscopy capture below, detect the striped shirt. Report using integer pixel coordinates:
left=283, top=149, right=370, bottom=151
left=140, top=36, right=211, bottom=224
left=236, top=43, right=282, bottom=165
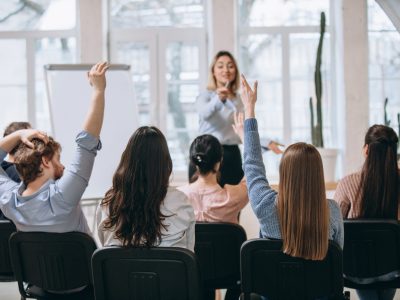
left=333, top=172, right=363, bottom=218
left=334, top=171, right=400, bottom=219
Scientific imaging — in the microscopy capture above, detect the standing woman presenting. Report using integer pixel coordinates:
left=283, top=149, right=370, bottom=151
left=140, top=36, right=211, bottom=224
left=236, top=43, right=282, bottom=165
left=191, top=50, right=281, bottom=186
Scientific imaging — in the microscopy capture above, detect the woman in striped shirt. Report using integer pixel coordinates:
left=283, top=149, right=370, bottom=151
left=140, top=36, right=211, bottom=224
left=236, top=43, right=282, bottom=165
left=334, top=124, right=399, bottom=300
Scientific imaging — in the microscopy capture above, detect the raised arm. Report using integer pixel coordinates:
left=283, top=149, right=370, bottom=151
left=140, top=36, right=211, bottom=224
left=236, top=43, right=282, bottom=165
left=54, top=62, right=109, bottom=207
left=83, top=62, right=109, bottom=137
left=241, top=75, right=278, bottom=219
left=0, top=129, right=48, bottom=155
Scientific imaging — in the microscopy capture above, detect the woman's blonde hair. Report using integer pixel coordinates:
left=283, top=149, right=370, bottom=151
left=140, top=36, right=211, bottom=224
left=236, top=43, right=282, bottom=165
left=207, top=50, right=240, bottom=93
left=277, top=142, right=329, bottom=260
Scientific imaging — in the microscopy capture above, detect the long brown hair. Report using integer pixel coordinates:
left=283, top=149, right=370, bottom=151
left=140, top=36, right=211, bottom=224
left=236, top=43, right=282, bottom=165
left=277, top=143, right=329, bottom=260
left=358, top=125, right=399, bottom=218
left=207, top=50, right=240, bottom=93
left=101, top=126, right=173, bottom=247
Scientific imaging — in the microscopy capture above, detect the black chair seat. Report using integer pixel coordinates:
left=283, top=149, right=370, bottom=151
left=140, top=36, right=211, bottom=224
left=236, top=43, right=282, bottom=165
left=195, top=222, right=247, bottom=290
left=24, top=283, right=94, bottom=300
left=9, top=231, right=96, bottom=300
left=0, top=220, right=16, bottom=282
left=343, top=219, right=400, bottom=290
left=92, top=246, right=202, bottom=300
left=240, top=239, right=345, bottom=300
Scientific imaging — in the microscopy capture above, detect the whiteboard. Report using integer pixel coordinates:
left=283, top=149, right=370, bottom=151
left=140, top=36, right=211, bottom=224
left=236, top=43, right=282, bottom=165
left=45, top=64, right=138, bottom=199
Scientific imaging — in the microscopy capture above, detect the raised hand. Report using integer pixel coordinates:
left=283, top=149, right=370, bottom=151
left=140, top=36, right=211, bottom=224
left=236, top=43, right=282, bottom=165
left=232, top=112, right=245, bottom=143
left=240, top=74, right=258, bottom=118
left=20, top=129, right=49, bottom=148
left=87, top=62, right=109, bottom=92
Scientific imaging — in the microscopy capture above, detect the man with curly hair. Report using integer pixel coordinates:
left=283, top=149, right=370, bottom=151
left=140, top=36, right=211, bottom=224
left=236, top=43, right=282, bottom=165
left=0, top=62, right=108, bottom=234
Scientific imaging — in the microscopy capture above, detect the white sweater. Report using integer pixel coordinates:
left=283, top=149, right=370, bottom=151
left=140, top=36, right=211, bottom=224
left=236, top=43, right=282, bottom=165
left=96, top=187, right=195, bottom=251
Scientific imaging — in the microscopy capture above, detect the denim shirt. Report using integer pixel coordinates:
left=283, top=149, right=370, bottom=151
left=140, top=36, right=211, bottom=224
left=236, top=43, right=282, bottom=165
left=0, top=131, right=101, bottom=235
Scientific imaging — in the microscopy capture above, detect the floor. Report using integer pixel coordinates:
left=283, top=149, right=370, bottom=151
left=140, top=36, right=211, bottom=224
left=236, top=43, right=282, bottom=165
left=3, top=281, right=399, bottom=300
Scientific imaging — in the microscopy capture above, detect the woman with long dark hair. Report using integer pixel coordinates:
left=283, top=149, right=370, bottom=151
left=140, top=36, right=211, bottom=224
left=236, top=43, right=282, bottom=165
left=335, top=124, right=399, bottom=300
left=96, top=126, right=195, bottom=250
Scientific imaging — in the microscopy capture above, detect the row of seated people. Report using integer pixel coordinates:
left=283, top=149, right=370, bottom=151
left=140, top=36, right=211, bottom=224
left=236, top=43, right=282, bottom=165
left=0, top=63, right=398, bottom=300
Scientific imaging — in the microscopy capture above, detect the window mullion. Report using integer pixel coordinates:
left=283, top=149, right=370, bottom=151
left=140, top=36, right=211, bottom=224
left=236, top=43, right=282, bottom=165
left=282, top=32, right=291, bottom=144
left=27, top=37, right=36, bottom=128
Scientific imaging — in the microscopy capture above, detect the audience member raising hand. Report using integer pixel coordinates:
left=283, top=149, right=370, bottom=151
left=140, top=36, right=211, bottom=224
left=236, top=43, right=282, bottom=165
left=0, top=62, right=109, bottom=235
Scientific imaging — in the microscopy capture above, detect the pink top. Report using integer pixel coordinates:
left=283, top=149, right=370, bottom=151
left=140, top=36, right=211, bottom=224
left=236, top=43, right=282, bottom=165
left=178, top=179, right=249, bottom=224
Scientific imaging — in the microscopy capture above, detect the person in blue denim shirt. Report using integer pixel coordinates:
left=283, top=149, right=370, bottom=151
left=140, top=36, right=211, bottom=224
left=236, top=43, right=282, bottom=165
left=0, top=62, right=109, bottom=235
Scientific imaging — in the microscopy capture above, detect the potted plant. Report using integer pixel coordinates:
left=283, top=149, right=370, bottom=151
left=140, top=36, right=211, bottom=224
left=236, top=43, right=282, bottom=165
left=309, top=11, right=338, bottom=182
left=384, top=98, right=400, bottom=161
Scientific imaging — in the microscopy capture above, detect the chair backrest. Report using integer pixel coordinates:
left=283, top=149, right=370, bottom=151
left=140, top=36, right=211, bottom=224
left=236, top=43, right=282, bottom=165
left=9, top=231, right=97, bottom=297
left=0, top=220, right=16, bottom=280
left=240, top=239, right=343, bottom=300
left=343, top=219, right=400, bottom=279
left=195, top=222, right=247, bottom=289
left=92, top=246, right=202, bottom=300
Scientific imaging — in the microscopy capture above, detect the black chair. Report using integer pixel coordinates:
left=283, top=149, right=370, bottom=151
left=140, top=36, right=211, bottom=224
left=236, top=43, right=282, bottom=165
left=9, top=231, right=96, bottom=300
left=92, top=246, right=202, bottom=300
left=343, top=219, right=400, bottom=290
left=240, top=239, right=346, bottom=300
left=195, top=222, right=247, bottom=299
left=0, top=220, right=16, bottom=281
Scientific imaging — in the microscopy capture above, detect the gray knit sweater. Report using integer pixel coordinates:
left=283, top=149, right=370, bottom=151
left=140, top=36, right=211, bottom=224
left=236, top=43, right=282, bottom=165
left=243, top=118, right=344, bottom=248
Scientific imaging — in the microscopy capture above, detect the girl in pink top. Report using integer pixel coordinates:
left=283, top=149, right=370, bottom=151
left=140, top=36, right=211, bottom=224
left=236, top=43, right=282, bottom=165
left=178, top=133, right=248, bottom=224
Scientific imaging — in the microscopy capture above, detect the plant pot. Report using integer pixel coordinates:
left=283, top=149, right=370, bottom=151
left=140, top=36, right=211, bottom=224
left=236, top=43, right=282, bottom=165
left=317, top=148, right=338, bottom=183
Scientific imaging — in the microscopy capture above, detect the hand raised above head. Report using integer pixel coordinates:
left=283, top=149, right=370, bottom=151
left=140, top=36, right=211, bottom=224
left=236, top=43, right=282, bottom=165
left=87, top=62, right=109, bottom=92
left=19, top=129, right=49, bottom=149
left=240, top=74, right=257, bottom=107
left=240, top=74, right=258, bottom=118
left=232, top=112, right=245, bottom=143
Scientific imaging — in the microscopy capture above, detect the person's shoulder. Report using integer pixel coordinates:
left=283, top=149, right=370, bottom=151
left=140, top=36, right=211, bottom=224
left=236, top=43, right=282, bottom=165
left=339, top=171, right=361, bottom=184
left=164, top=187, right=195, bottom=218
left=176, top=184, right=191, bottom=195
left=165, top=186, right=191, bottom=204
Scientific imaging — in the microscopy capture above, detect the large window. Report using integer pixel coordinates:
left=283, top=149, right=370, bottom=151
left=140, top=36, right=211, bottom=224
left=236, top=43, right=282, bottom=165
left=238, top=0, right=333, bottom=179
left=0, top=0, right=77, bottom=132
left=109, top=0, right=207, bottom=177
left=368, top=0, right=400, bottom=131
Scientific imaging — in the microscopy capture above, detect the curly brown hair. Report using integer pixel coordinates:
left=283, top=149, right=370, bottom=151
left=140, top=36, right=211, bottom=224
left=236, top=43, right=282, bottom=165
left=14, top=137, right=61, bottom=186
left=3, top=122, right=32, bottom=155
